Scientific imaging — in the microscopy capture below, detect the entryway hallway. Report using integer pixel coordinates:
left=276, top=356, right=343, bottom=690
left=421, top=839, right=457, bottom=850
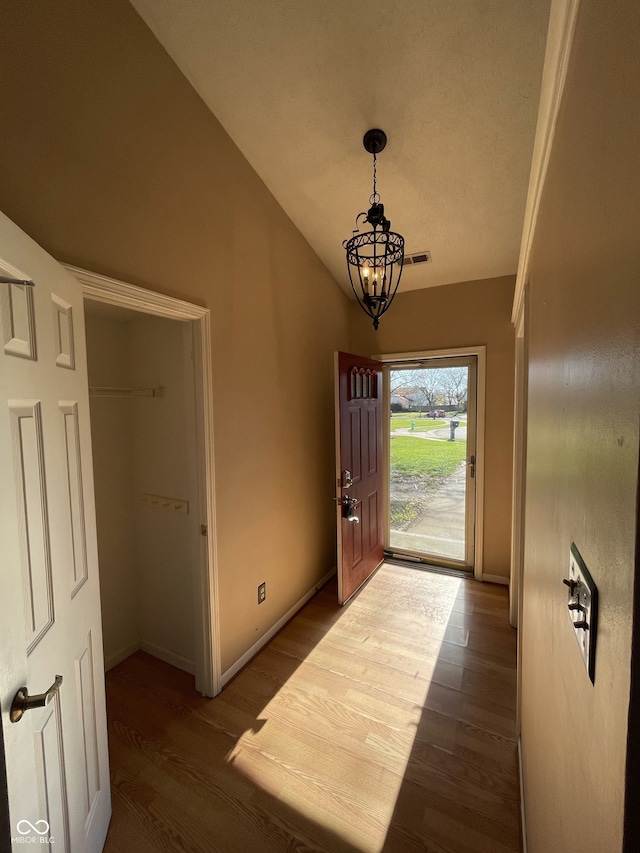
left=103, top=564, right=520, bottom=852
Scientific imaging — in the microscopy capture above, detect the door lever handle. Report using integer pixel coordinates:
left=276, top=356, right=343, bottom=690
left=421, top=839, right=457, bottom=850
left=10, top=675, right=63, bottom=723
left=334, top=495, right=360, bottom=522
left=342, top=495, right=360, bottom=523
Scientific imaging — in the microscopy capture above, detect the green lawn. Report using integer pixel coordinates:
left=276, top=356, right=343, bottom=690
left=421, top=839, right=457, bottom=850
left=390, top=435, right=466, bottom=479
left=390, top=417, right=447, bottom=432
left=390, top=436, right=466, bottom=528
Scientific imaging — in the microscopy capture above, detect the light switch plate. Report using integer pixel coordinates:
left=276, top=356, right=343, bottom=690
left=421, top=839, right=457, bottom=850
left=566, top=543, right=598, bottom=683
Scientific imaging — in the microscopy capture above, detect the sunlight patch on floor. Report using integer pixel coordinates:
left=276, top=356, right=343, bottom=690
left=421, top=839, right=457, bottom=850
left=226, top=566, right=463, bottom=852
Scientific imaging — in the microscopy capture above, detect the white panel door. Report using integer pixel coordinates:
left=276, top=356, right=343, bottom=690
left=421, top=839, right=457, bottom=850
left=0, top=211, right=110, bottom=852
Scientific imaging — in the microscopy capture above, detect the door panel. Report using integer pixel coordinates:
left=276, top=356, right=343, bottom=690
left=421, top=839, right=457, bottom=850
left=0, top=210, right=110, bottom=852
left=335, top=352, right=384, bottom=604
left=367, top=492, right=380, bottom=553
left=60, top=402, right=89, bottom=596
left=367, top=407, right=377, bottom=475
left=9, top=401, right=54, bottom=648
left=349, top=409, right=361, bottom=481
left=51, top=295, right=75, bottom=370
left=1, top=281, right=36, bottom=359
left=76, top=633, right=101, bottom=821
left=34, top=697, right=69, bottom=852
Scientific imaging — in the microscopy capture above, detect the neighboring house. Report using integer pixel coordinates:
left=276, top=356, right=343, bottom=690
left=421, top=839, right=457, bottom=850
left=390, top=386, right=431, bottom=411
left=0, top=2, right=638, bottom=853
left=391, top=386, right=451, bottom=412
left=390, top=394, right=411, bottom=410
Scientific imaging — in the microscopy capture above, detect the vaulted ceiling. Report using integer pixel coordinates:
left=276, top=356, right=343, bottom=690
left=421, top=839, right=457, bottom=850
left=129, top=0, right=551, bottom=296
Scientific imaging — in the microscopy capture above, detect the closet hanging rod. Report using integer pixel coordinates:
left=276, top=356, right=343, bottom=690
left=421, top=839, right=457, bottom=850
left=88, top=386, right=165, bottom=399
left=0, top=276, right=35, bottom=287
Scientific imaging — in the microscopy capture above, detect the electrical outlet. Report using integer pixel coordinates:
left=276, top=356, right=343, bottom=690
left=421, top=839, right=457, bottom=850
left=258, top=582, right=266, bottom=604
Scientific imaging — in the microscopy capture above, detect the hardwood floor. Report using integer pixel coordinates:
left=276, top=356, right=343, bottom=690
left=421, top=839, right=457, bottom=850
left=103, top=564, right=521, bottom=853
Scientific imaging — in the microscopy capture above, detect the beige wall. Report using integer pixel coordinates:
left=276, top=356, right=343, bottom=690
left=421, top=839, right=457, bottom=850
left=85, top=312, right=140, bottom=667
left=0, top=0, right=350, bottom=672
left=350, top=275, right=516, bottom=580
left=521, top=0, right=640, bottom=850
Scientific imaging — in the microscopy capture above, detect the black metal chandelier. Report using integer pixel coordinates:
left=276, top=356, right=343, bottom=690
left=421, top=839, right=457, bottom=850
left=344, top=129, right=404, bottom=330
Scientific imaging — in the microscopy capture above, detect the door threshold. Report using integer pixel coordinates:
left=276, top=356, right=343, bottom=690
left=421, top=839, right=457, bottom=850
left=384, top=554, right=472, bottom=580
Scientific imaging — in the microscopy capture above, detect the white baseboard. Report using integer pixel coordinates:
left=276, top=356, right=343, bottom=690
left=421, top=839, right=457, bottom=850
left=140, top=639, right=195, bottom=675
left=482, top=573, right=509, bottom=586
left=105, top=640, right=141, bottom=671
left=221, top=567, right=336, bottom=687
left=518, top=734, right=528, bottom=853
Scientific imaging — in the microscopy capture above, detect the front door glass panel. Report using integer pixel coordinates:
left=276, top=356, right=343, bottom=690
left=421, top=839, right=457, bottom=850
left=388, top=358, right=475, bottom=568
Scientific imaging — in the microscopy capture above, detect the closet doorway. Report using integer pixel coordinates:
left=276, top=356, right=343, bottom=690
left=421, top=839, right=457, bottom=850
left=70, top=265, right=220, bottom=697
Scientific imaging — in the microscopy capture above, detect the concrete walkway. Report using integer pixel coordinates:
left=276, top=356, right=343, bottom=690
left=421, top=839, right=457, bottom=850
left=390, top=461, right=467, bottom=561
left=392, top=426, right=467, bottom=441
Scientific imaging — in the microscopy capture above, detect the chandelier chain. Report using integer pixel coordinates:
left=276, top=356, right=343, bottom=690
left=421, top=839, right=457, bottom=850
left=370, top=152, right=380, bottom=206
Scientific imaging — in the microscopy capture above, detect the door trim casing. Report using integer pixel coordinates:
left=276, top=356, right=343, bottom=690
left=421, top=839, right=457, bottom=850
left=375, top=346, right=486, bottom=582
left=64, top=264, right=222, bottom=697
left=512, top=0, right=582, bottom=325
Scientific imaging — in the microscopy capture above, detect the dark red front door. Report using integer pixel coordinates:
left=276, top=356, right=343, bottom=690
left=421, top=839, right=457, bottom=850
left=335, top=352, right=384, bottom=604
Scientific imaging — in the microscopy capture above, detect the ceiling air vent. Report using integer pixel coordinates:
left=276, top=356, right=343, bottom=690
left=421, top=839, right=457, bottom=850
left=402, top=250, right=432, bottom=267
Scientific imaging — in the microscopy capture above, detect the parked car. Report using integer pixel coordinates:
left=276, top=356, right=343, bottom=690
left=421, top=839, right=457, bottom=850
left=436, top=410, right=446, bottom=418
